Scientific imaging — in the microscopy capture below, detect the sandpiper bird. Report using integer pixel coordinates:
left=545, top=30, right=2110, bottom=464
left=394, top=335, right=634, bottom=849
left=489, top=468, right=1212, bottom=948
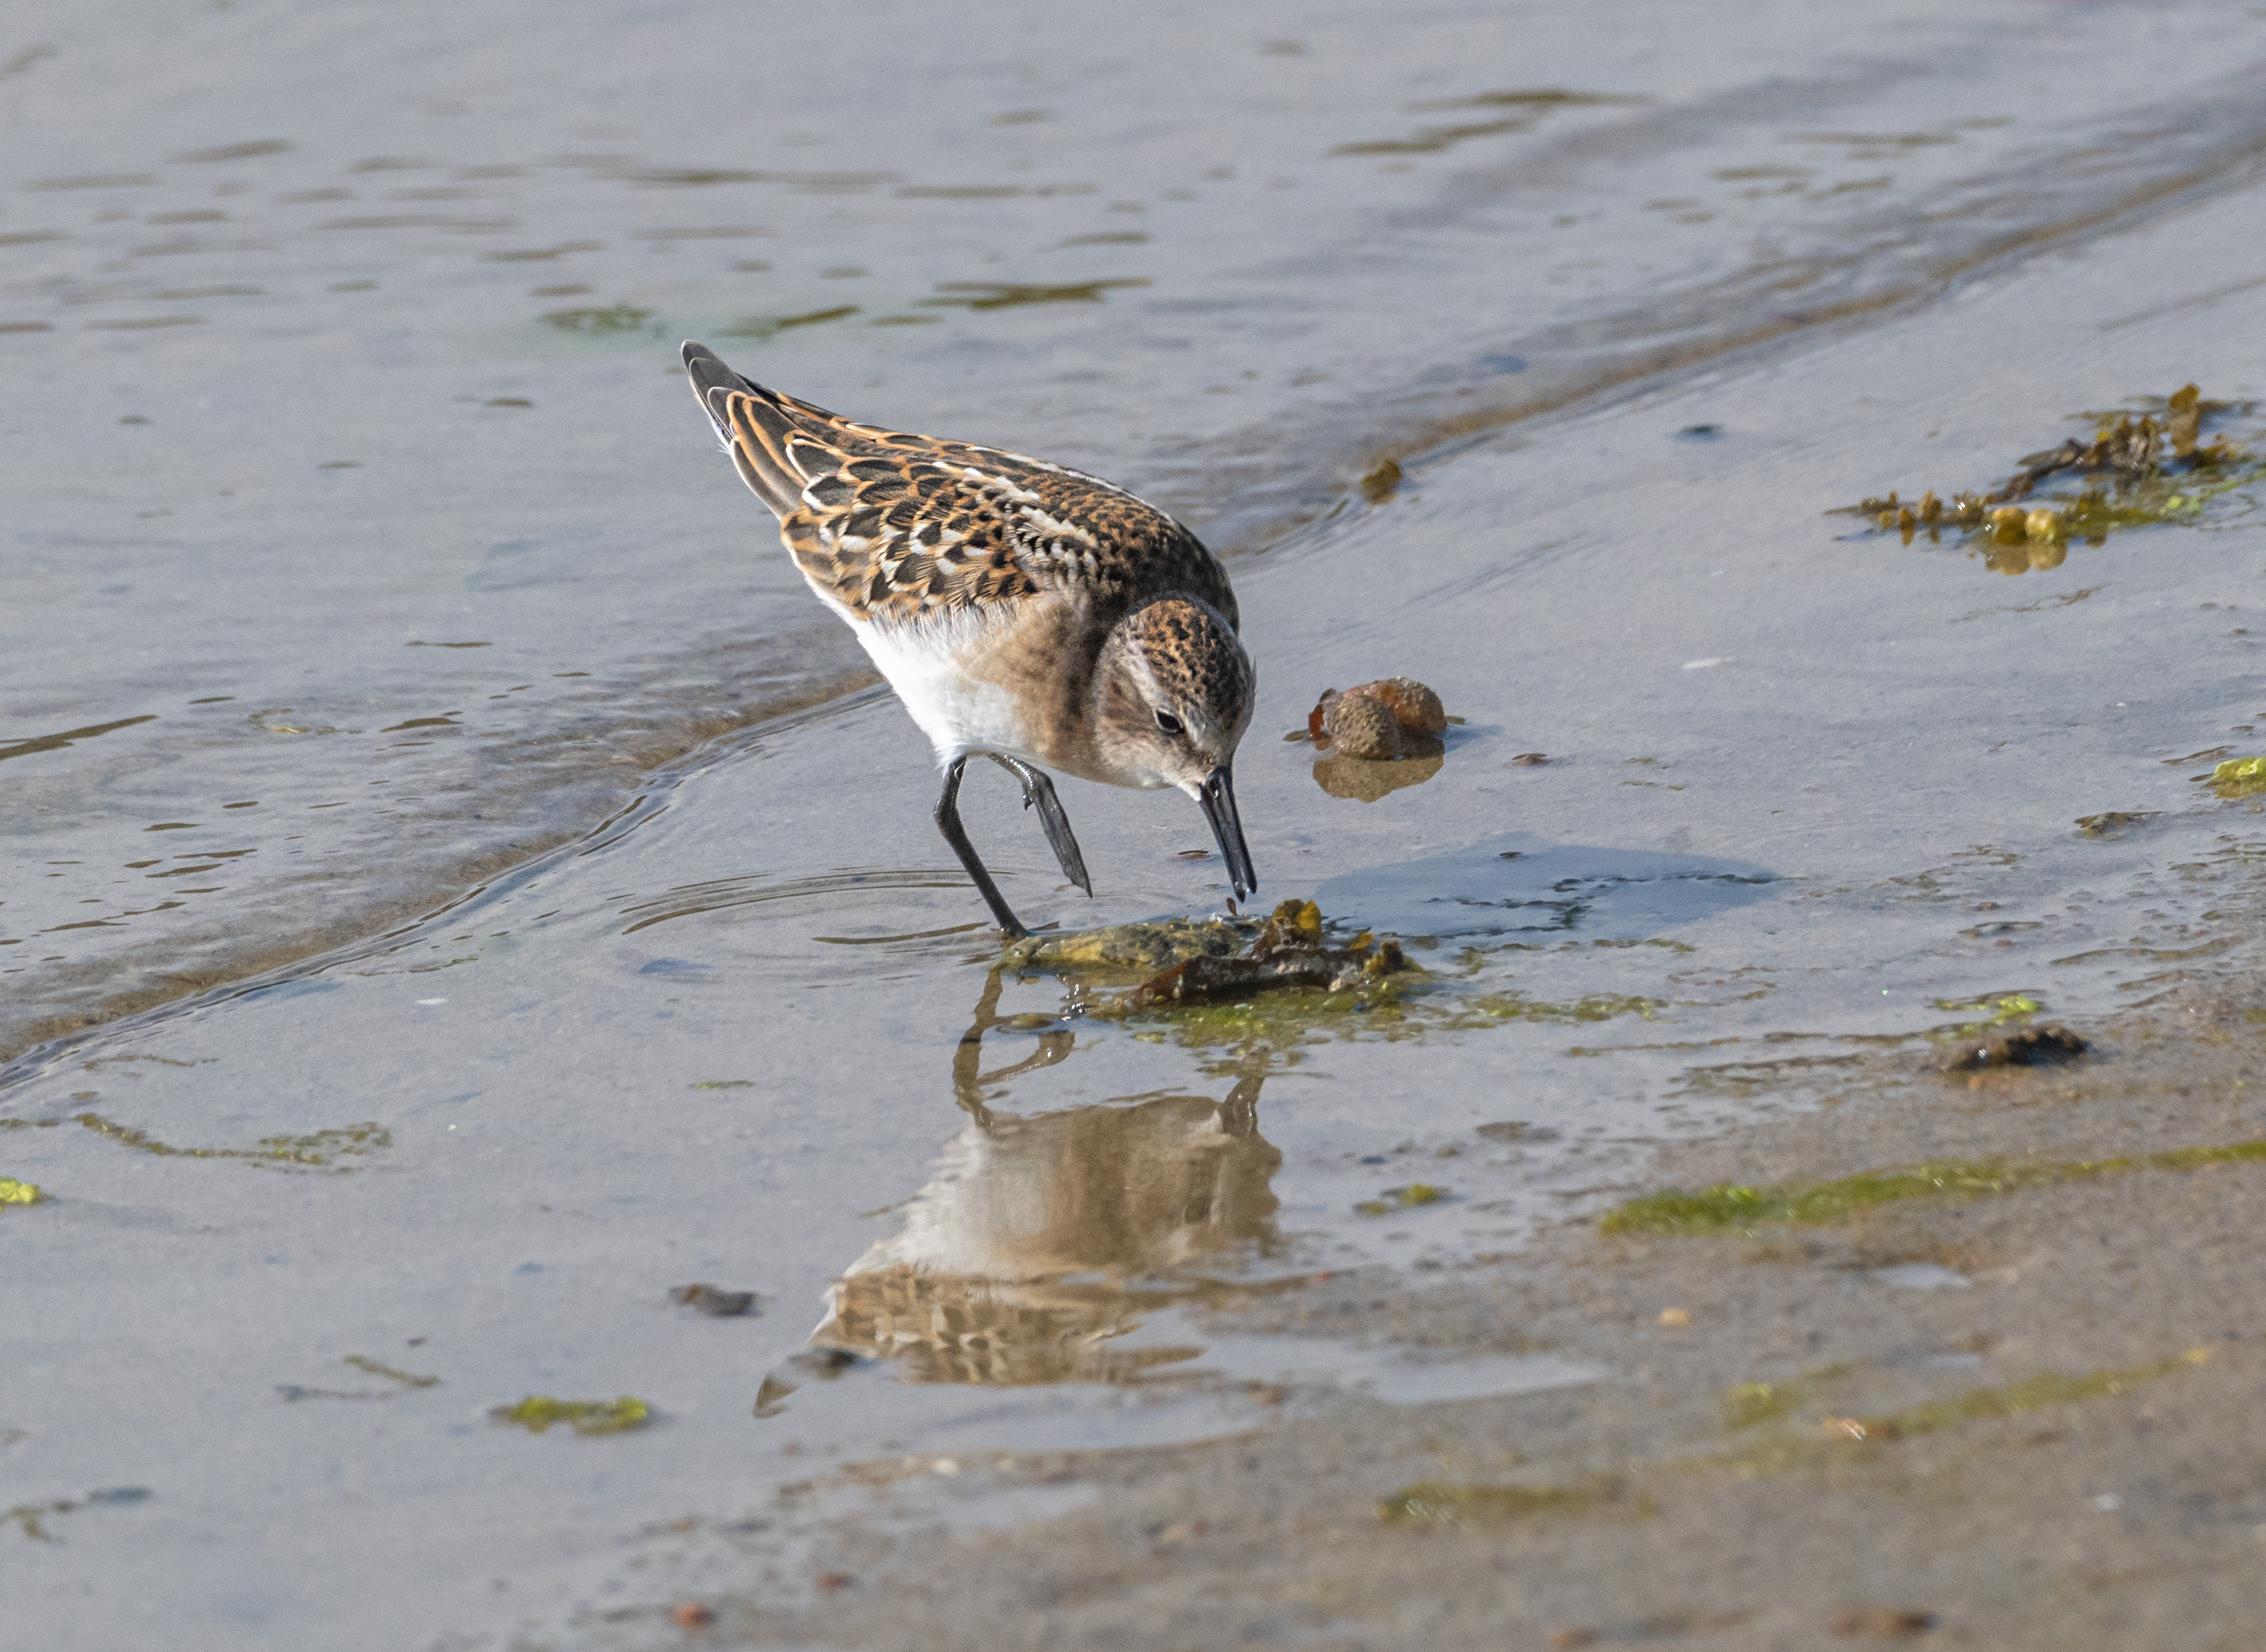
left=681, top=341, right=1257, bottom=939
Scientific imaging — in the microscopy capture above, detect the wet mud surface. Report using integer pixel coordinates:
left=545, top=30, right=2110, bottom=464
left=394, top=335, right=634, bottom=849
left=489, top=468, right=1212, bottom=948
left=668, top=989, right=2266, bottom=1652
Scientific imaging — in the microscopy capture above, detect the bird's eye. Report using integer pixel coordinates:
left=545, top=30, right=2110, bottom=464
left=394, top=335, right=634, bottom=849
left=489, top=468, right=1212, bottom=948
left=1154, top=710, right=1185, bottom=737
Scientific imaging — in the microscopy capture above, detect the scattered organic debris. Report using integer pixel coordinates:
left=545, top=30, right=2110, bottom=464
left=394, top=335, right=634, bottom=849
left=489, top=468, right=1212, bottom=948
left=492, top=1395, right=652, bottom=1436
left=673, top=1283, right=759, bottom=1317
left=344, top=1354, right=438, bottom=1388
left=277, top=1356, right=439, bottom=1403
left=0, top=1177, right=42, bottom=1205
left=1360, top=457, right=1404, bottom=504
left=1120, top=900, right=1408, bottom=1009
left=1601, top=1139, right=2266, bottom=1234
left=1511, top=751, right=1548, bottom=766
left=2075, top=811, right=2159, bottom=838
left=1937, top=1022, right=2086, bottom=1071
left=1355, top=1182, right=1447, bottom=1216
left=5, top=1486, right=150, bottom=1544
left=1837, top=384, right=2265, bottom=571
left=2208, top=756, right=2266, bottom=799
left=1476, top=1119, right=1560, bottom=1142
left=67, top=1111, right=387, bottom=1170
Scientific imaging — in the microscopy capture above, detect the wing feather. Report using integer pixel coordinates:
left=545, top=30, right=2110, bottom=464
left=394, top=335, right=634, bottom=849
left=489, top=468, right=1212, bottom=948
left=680, top=339, right=1237, bottom=630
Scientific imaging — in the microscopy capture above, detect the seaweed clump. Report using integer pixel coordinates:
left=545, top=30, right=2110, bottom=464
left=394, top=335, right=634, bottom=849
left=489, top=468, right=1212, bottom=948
left=1838, top=384, right=2264, bottom=572
left=2208, top=756, right=2266, bottom=799
left=1122, top=900, right=1409, bottom=1009
left=1, top=1177, right=43, bottom=1206
left=491, top=1395, right=652, bottom=1436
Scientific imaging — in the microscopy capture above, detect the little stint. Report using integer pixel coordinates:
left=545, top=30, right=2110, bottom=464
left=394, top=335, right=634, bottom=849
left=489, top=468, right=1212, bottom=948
left=681, top=341, right=1257, bottom=938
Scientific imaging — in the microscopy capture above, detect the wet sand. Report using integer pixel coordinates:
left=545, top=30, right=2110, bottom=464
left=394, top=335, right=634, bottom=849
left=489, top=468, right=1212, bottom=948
left=675, top=987, right=2266, bottom=1652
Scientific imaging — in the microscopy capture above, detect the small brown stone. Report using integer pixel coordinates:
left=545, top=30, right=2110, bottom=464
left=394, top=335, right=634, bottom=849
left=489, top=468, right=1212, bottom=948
left=815, top=1572, right=855, bottom=1594
left=1352, top=676, right=1446, bottom=736
left=1324, top=693, right=1414, bottom=759
left=671, top=1602, right=713, bottom=1629
left=672, top=1283, right=758, bottom=1316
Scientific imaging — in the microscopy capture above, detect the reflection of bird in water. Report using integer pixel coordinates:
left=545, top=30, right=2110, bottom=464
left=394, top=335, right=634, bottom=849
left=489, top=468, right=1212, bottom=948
left=681, top=342, right=1258, bottom=939
left=812, top=1084, right=1280, bottom=1386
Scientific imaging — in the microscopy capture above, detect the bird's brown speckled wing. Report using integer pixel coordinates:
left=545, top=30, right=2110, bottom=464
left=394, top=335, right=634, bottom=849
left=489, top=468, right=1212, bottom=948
left=683, top=342, right=1235, bottom=630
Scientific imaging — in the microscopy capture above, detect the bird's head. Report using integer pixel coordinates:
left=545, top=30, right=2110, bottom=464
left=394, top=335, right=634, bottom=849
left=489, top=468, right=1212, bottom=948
left=1092, top=595, right=1258, bottom=898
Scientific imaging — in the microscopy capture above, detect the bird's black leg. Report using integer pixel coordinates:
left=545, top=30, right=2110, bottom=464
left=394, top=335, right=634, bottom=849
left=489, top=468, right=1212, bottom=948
left=934, top=756, right=1028, bottom=939
left=987, top=755, right=1093, bottom=896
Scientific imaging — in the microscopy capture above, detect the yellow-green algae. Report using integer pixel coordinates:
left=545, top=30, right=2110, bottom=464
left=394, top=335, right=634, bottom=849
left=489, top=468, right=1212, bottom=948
left=1847, top=1349, right=2208, bottom=1441
left=1601, top=1138, right=2266, bottom=1234
left=1, top=1177, right=43, bottom=1205
left=2210, top=756, right=2266, bottom=799
left=1387, top=1351, right=2205, bottom=1529
left=1354, top=1183, right=1448, bottom=1216
left=1839, top=384, right=2266, bottom=571
left=70, top=1111, right=388, bottom=1169
left=1930, top=992, right=2038, bottom=1028
left=1009, top=903, right=1664, bottom=1055
left=1720, top=1375, right=1822, bottom=1433
left=492, top=1395, right=651, bottom=1436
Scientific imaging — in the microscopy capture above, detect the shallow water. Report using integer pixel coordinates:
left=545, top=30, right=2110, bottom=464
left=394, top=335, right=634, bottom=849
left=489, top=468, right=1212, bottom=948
left=8, top=3, right=2266, bottom=1646
left=11, top=0, right=2266, bottom=1055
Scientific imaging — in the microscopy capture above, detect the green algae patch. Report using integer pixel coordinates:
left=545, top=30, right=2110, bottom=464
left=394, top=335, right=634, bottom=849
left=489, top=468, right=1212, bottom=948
left=1354, top=1182, right=1448, bottom=1216
left=492, top=1395, right=651, bottom=1436
left=1453, top=991, right=1662, bottom=1027
left=1721, top=1378, right=1815, bottom=1433
left=1931, top=993, right=2038, bottom=1028
left=1836, top=383, right=2265, bottom=572
left=2209, top=756, right=2266, bottom=799
left=1380, top=1475, right=1647, bottom=1530
left=1847, top=1350, right=2208, bottom=1443
left=1009, top=902, right=1661, bottom=1056
left=70, top=1112, right=389, bottom=1169
left=1, top=1176, right=44, bottom=1205
left=1602, top=1138, right=2266, bottom=1234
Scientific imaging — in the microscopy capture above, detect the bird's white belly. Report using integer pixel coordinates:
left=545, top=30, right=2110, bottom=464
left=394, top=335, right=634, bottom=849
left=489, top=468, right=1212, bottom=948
left=850, top=612, right=1041, bottom=768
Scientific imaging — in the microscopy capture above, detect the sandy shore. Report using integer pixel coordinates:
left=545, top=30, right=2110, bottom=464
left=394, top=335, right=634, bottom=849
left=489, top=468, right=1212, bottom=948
left=662, top=985, right=2266, bottom=1651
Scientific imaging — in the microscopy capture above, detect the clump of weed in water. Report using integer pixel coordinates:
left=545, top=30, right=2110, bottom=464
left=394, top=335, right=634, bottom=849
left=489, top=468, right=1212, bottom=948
left=1836, top=384, right=2265, bottom=572
left=492, top=1395, right=651, bottom=1436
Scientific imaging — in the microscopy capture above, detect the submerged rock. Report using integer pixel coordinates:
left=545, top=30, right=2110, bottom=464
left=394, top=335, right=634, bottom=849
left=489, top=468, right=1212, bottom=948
left=1939, top=1023, right=2087, bottom=1071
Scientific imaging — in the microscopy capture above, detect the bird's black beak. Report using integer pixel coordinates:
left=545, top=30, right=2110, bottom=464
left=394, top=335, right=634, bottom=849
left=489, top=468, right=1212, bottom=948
left=1197, top=767, right=1257, bottom=901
